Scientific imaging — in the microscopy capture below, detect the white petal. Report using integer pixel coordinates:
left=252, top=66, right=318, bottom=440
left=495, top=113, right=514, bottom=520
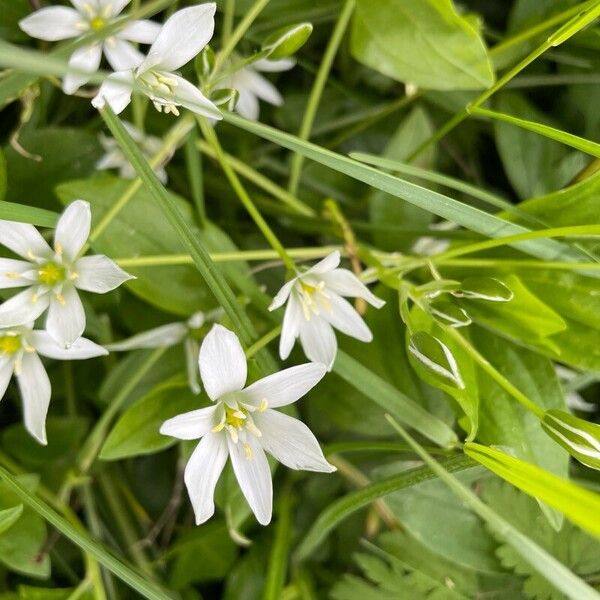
left=255, top=410, right=335, bottom=472
left=29, top=331, right=107, bottom=360
left=74, top=255, right=133, bottom=293
left=104, top=0, right=130, bottom=16
left=19, top=7, right=82, bottom=41
left=0, top=288, right=50, bottom=329
left=103, top=39, right=144, bottom=70
left=199, top=324, right=247, bottom=401
left=269, top=277, right=297, bottom=311
left=96, top=149, right=126, bottom=171
left=62, top=44, right=102, bottom=94
left=321, top=292, right=372, bottom=342
left=138, top=3, right=216, bottom=72
left=118, top=19, right=161, bottom=43
left=184, top=337, right=201, bottom=394
left=54, top=200, right=91, bottom=261
left=243, top=362, right=326, bottom=408
left=169, top=74, right=222, bottom=119
left=0, top=221, right=52, bottom=260
left=91, top=70, right=134, bottom=114
left=235, top=68, right=282, bottom=105
left=321, top=269, right=385, bottom=308
left=254, top=58, right=295, bottom=73
left=235, top=89, right=260, bottom=121
left=305, top=251, right=340, bottom=276
left=228, top=435, right=272, bottom=526
left=279, top=293, right=302, bottom=360
left=184, top=433, right=228, bottom=525
left=46, top=285, right=85, bottom=348
left=106, top=323, right=187, bottom=351
left=0, top=258, right=35, bottom=289
left=0, top=359, right=15, bottom=400
left=17, top=352, right=51, bottom=445
left=298, top=316, right=337, bottom=371
left=160, top=405, right=217, bottom=440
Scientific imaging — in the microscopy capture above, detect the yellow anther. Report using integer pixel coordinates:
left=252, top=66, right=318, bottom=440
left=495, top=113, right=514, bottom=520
left=5, top=272, right=20, bottom=279
left=54, top=241, right=63, bottom=256
left=246, top=420, right=262, bottom=438
left=243, top=443, right=253, bottom=459
left=258, top=398, right=268, bottom=412
left=55, top=293, right=66, bottom=306
left=227, top=425, right=239, bottom=444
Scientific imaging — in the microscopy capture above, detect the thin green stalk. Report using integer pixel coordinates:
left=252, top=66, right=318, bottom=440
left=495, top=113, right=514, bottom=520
left=408, top=0, right=600, bottom=161
left=246, top=326, right=282, bottom=359
left=211, top=0, right=271, bottom=79
left=0, top=466, right=173, bottom=600
left=436, top=258, right=600, bottom=271
left=199, top=118, right=296, bottom=271
left=221, top=0, right=236, bottom=45
left=184, top=127, right=206, bottom=226
left=88, top=116, right=194, bottom=245
left=64, top=362, right=77, bottom=417
left=287, top=0, right=355, bottom=195
left=445, top=328, right=544, bottom=418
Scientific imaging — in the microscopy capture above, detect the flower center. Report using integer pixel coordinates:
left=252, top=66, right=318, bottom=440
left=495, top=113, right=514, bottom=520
left=140, top=71, right=181, bottom=116
left=38, top=262, right=65, bottom=286
left=89, top=16, right=106, bottom=30
left=0, top=335, right=21, bottom=355
left=298, top=280, right=330, bottom=320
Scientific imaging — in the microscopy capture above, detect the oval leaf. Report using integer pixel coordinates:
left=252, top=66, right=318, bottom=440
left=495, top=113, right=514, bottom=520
left=429, top=301, right=472, bottom=328
left=0, top=505, right=23, bottom=537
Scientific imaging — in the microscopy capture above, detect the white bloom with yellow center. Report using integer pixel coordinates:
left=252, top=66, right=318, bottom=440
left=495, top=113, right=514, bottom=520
left=269, top=251, right=385, bottom=370
left=160, top=324, right=334, bottom=526
left=0, top=200, right=133, bottom=348
left=19, top=0, right=161, bottom=94
left=92, top=4, right=221, bottom=120
left=0, top=323, right=106, bottom=444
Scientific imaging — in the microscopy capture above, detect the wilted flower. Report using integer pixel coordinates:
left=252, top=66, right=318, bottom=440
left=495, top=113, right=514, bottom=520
left=92, top=4, right=221, bottom=119
left=161, top=324, right=334, bottom=526
left=19, top=0, right=161, bottom=94
left=0, top=200, right=133, bottom=348
left=222, top=58, right=294, bottom=121
left=97, top=121, right=170, bottom=183
left=107, top=309, right=222, bottom=393
left=269, top=251, right=385, bottom=370
left=0, top=323, right=106, bottom=444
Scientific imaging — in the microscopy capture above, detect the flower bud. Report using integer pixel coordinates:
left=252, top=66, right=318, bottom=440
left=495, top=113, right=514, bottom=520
left=453, top=277, right=513, bottom=302
left=262, top=23, right=313, bottom=59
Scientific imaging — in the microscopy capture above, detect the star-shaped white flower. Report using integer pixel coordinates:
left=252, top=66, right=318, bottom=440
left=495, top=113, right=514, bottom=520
left=92, top=4, right=221, bottom=119
left=19, top=0, right=161, bottom=94
left=269, top=251, right=385, bottom=370
left=107, top=309, right=222, bottom=394
left=97, top=121, right=170, bottom=183
left=222, top=58, right=294, bottom=121
left=0, top=200, right=133, bottom=348
left=0, top=323, right=107, bottom=444
left=160, top=324, right=334, bottom=526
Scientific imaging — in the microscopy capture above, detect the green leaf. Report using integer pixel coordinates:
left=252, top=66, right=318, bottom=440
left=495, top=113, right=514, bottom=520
left=455, top=277, right=514, bottom=302
left=0, top=505, right=23, bottom=536
left=541, top=409, right=600, bottom=471
left=0, top=0, right=30, bottom=42
left=333, top=350, right=458, bottom=447
left=100, top=379, right=204, bottom=461
left=0, top=147, right=6, bottom=201
left=262, top=22, right=313, bottom=58
left=465, top=443, right=600, bottom=540
left=0, top=201, right=57, bottom=227
left=429, top=301, right=472, bottom=328
left=295, top=454, right=474, bottom=561
left=351, top=0, right=494, bottom=90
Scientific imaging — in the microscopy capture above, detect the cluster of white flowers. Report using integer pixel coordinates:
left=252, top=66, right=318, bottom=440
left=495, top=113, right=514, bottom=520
left=14, top=2, right=386, bottom=526
left=0, top=201, right=132, bottom=443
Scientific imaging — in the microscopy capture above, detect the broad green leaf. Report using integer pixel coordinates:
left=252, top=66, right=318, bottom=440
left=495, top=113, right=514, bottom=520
left=0, top=505, right=22, bottom=537
left=368, top=106, right=435, bottom=252
left=541, top=409, right=600, bottom=471
left=100, top=379, right=205, bottom=461
left=0, top=0, right=30, bottom=42
left=351, top=0, right=494, bottom=90
left=17, top=586, right=94, bottom=600
left=295, top=455, right=474, bottom=561
left=333, top=350, right=458, bottom=447
left=4, top=128, right=102, bottom=208
left=0, top=148, right=6, bottom=201
left=0, top=474, right=48, bottom=578
left=465, top=442, right=600, bottom=539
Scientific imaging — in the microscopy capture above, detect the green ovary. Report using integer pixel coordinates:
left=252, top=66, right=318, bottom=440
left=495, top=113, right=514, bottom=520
left=38, top=262, right=65, bottom=286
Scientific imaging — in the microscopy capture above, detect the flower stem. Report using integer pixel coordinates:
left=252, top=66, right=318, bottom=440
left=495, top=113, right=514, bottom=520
left=245, top=325, right=281, bottom=359
left=198, top=118, right=296, bottom=271
left=184, top=127, right=206, bottom=226
left=287, top=0, right=355, bottom=195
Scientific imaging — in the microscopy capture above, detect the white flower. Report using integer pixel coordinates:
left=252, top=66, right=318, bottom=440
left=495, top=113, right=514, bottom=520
left=106, top=309, right=222, bottom=393
left=411, top=221, right=458, bottom=256
left=160, top=324, right=334, bottom=526
left=0, top=200, right=133, bottom=348
left=269, top=251, right=385, bottom=370
left=222, top=58, right=294, bottom=121
left=97, top=121, right=170, bottom=183
left=19, top=0, right=161, bottom=94
left=0, top=323, right=107, bottom=444
left=92, top=4, right=221, bottom=119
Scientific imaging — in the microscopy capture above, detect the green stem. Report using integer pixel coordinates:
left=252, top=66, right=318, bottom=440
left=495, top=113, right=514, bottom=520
left=198, top=118, right=296, bottom=271
left=221, top=0, right=236, bottom=45
left=435, top=258, right=600, bottom=271
left=287, top=0, right=355, bottom=195
left=184, top=127, right=206, bottom=226
left=246, top=326, right=282, bottom=359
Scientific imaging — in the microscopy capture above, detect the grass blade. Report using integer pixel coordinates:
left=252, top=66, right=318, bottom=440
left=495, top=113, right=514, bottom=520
left=0, top=202, right=58, bottom=227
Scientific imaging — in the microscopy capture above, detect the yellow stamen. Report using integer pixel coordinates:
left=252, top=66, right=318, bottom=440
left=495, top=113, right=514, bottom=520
left=258, top=398, right=268, bottom=412
left=243, top=443, right=253, bottom=459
